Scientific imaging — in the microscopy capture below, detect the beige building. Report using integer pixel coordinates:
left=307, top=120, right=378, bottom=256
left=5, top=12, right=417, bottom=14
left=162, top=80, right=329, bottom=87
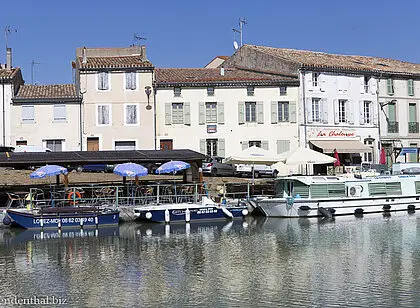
left=75, top=46, right=155, bottom=151
left=11, top=84, right=81, bottom=150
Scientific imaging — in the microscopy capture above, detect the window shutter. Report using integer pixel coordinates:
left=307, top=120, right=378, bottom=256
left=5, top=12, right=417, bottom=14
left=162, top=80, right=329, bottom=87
left=217, top=102, right=224, bottom=124
left=262, top=141, right=269, bottom=150
left=22, top=105, right=35, bottom=121
left=306, top=72, right=313, bottom=91
left=277, top=140, right=290, bottom=154
left=218, top=139, right=225, bottom=157
left=131, top=72, right=136, bottom=90
left=370, top=78, right=377, bottom=95
left=306, top=98, right=313, bottom=123
left=289, top=101, right=296, bottom=123
left=184, top=102, right=191, bottom=125
left=103, top=72, right=109, bottom=90
left=200, top=139, right=206, bottom=154
left=333, top=99, right=339, bottom=124
left=54, top=105, right=66, bottom=120
left=126, top=72, right=132, bottom=89
left=271, top=101, right=278, bottom=124
left=242, top=141, right=248, bottom=150
left=387, top=79, right=394, bottom=95
left=359, top=100, right=365, bottom=125
left=346, top=100, right=354, bottom=124
left=257, top=101, right=264, bottom=124
left=321, top=98, right=328, bottom=124
left=373, top=102, right=380, bottom=125
left=408, top=79, right=414, bottom=96
left=198, top=102, right=205, bottom=125
left=238, top=101, right=245, bottom=124
left=320, top=75, right=326, bottom=92
left=165, top=103, right=172, bottom=125
left=360, top=77, right=365, bottom=94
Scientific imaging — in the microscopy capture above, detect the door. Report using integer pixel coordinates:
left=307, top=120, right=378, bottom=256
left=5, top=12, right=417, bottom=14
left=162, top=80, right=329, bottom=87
left=87, top=137, right=99, bottom=151
left=160, top=139, right=173, bottom=150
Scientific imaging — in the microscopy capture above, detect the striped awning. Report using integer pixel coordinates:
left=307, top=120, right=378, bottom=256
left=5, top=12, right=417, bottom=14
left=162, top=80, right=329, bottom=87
left=310, top=140, right=372, bottom=153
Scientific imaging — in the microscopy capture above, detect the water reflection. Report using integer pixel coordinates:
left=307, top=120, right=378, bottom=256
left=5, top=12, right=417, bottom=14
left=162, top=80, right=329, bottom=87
left=0, top=213, right=420, bottom=307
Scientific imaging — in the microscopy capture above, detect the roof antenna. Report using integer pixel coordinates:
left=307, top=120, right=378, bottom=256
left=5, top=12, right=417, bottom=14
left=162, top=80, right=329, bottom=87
left=4, top=25, right=17, bottom=49
left=133, top=33, right=147, bottom=46
left=31, top=60, right=42, bottom=85
left=232, top=17, right=247, bottom=49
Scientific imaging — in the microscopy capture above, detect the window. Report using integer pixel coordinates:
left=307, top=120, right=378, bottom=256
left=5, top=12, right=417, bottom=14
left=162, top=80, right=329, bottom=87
left=247, top=86, right=254, bottom=96
left=53, top=105, right=66, bottom=121
left=97, top=105, right=111, bottom=125
left=206, top=102, right=217, bottom=123
left=22, top=105, right=35, bottom=123
left=364, top=76, right=370, bottom=93
left=125, top=104, right=138, bottom=125
left=16, top=140, right=27, bottom=146
left=409, top=103, right=418, bottom=133
left=410, top=143, right=418, bottom=162
left=312, top=98, right=321, bottom=123
left=125, top=71, right=137, bottom=90
left=206, top=139, right=218, bottom=156
left=174, top=87, right=181, bottom=97
left=364, top=101, right=371, bottom=124
left=207, top=87, right=215, bottom=96
left=363, top=139, right=373, bottom=162
left=98, top=71, right=109, bottom=90
left=46, top=140, right=62, bottom=152
left=115, top=141, right=136, bottom=151
left=338, top=100, right=346, bottom=123
left=408, top=79, right=414, bottom=96
left=249, top=140, right=261, bottom=147
left=387, top=78, right=394, bottom=95
left=245, top=102, right=256, bottom=122
left=312, top=73, right=319, bottom=87
left=278, top=102, right=289, bottom=122
left=279, top=86, right=287, bottom=96
left=172, top=103, right=184, bottom=124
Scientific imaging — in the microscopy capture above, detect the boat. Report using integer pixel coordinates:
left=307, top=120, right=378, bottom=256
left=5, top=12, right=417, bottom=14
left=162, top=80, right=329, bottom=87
left=250, top=175, right=420, bottom=218
left=5, top=206, right=119, bottom=229
left=133, top=196, right=249, bottom=223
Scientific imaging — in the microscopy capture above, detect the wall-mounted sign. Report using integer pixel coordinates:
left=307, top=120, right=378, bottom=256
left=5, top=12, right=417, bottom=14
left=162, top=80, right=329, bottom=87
left=308, top=128, right=356, bottom=138
left=207, top=125, right=217, bottom=133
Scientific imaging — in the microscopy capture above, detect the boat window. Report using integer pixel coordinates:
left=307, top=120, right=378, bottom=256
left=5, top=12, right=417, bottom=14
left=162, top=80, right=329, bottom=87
left=368, top=182, right=401, bottom=196
left=311, top=184, right=346, bottom=198
left=275, top=181, right=285, bottom=197
left=293, top=182, right=310, bottom=198
left=415, top=181, right=420, bottom=194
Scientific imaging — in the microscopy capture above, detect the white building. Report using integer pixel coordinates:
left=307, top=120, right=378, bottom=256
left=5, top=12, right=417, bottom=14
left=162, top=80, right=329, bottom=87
left=155, top=67, right=299, bottom=158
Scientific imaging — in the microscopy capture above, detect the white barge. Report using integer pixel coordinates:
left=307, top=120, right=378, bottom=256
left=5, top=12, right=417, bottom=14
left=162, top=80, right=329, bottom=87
left=251, top=175, right=420, bottom=217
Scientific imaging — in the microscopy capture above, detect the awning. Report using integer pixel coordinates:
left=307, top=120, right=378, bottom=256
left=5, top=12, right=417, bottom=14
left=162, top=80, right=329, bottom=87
left=310, top=140, right=372, bottom=153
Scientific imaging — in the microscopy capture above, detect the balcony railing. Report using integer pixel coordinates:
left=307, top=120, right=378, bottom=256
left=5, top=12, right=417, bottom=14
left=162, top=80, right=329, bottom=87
left=409, top=122, right=419, bottom=134
left=387, top=121, right=399, bottom=133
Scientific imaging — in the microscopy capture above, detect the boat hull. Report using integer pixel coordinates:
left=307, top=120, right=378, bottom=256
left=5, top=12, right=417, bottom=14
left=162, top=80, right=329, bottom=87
left=6, top=208, right=119, bottom=229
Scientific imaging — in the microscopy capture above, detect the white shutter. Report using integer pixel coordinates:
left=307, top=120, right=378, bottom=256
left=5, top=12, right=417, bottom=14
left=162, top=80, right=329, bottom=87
left=242, top=141, right=248, bottom=150
left=359, top=100, right=365, bottom=125
left=360, top=77, right=365, bottom=94
left=333, top=99, right=339, bottom=124
left=102, top=72, right=109, bottom=90
left=277, top=140, right=290, bottom=154
left=321, top=98, right=328, bottom=124
left=238, top=102, right=245, bottom=124
left=289, top=101, right=296, bottom=123
left=54, top=105, right=66, bottom=121
left=257, top=101, right=264, bottom=124
left=370, top=78, right=377, bottom=95
left=184, top=102, right=191, bottom=125
left=320, top=75, right=326, bottom=92
left=217, top=102, right=224, bottom=124
left=22, top=105, right=35, bottom=121
left=271, top=101, right=278, bottom=124
left=199, top=139, right=206, bottom=154
left=262, top=141, right=269, bottom=150
left=306, top=97, right=313, bottom=123
left=218, top=139, right=225, bottom=157
left=165, top=103, right=172, bottom=125
left=198, top=102, right=205, bottom=125
left=306, top=72, right=313, bottom=91
left=346, top=100, right=354, bottom=124
left=373, top=101, right=379, bottom=125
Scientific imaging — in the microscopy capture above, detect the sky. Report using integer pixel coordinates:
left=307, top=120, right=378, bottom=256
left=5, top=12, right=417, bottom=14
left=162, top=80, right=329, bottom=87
left=2, top=0, right=420, bottom=85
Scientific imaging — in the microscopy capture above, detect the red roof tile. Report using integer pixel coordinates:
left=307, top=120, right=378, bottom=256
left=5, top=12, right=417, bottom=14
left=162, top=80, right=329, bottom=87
left=15, top=84, right=79, bottom=100
left=78, top=55, right=153, bottom=69
left=0, top=68, right=20, bottom=79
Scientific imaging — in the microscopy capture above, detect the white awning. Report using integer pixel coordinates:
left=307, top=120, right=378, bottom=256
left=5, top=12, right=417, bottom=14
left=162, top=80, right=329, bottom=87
left=310, top=140, right=372, bottom=153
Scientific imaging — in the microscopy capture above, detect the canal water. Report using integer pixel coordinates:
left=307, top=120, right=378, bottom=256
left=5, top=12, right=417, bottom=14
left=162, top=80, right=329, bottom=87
left=1, top=213, right=420, bottom=307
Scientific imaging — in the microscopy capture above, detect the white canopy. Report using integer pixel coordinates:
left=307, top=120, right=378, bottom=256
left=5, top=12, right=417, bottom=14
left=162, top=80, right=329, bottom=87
left=278, top=147, right=337, bottom=165
left=224, top=146, right=283, bottom=164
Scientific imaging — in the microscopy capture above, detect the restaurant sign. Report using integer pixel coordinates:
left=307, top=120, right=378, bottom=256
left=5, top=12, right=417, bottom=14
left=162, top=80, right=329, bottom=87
left=207, top=125, right=217, bottom=133
left=309, top=128, right=356, bottom=138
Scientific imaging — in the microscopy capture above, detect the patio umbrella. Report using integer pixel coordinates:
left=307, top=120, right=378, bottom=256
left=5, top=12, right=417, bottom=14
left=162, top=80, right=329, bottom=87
left=333, top=149, right=340, bottom=167
left=380, top=148, right=387, bottom=165
left=113, top=163, right=148, bottom=177
left=155, top=160, right=190, bottom=174
left=278, top=147, right=337, bottom=165
left=30, top=165, right=68, bottom=179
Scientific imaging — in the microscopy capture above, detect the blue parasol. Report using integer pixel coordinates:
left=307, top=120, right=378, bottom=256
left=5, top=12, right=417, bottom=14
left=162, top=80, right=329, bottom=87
left=30, top=165, right=68, bottom=179
left=113, top=163, right=148, bottom=177
left=155, top=160, right=190, bottom=174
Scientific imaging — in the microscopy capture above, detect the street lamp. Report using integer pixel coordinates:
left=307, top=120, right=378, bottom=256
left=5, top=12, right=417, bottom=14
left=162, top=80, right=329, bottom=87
left=145, top=86, right=152, bottom=110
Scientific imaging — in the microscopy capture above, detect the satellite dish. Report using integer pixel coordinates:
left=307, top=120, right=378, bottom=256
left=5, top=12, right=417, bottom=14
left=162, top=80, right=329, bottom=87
left=233, top=41, right=239, bottom=50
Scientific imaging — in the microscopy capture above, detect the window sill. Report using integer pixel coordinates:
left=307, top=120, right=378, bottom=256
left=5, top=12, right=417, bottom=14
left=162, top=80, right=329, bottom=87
left=53, top=120, right=68, bottom=123
left=21, top=121, right=35, bottom=124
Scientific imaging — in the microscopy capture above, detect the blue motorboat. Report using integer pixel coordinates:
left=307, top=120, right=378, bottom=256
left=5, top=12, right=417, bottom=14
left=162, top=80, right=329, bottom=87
left=133, top=197, right=249, bottom=223
left=6, top=206, right=119, bottom=229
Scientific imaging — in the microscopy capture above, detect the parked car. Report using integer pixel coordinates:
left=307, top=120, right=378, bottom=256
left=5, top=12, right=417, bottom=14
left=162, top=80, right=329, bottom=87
left=202, top=156, right=235, bottom=176
left=235, top=164, right=279, bottom=178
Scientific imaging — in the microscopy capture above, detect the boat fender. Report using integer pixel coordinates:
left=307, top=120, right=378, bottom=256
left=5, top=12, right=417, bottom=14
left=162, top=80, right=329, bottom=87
left=3, top=216, right=11, bottom=225
left=408, top=204, right=416, bottom=212
left=242, top=209, right=249, bottom=216
left=354, top=208, right=364, bottom=216
left=286, top=197, right=294, bottom=205
left=383, top=204, right=391, bottom=211
left=299, top=205, right=311, bottom=211
left=68, top=191, right=82, bottom=205
left=185, top=208, right=191, bottom=222
left=145, top=212, right=152, bottom=220
left=221, top=207, right=233, bottom=218
left=165, top=209, right=170, bottom=223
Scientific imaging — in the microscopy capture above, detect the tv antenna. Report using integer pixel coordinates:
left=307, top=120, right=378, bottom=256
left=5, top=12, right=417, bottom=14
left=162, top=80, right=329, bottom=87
left=31, top=60, right=42, bottom=85
left=4, top=25, right=17, bottom=49
left=232, top=17, right=247, bottom=48
left=133, top=33, right=147, bottom=46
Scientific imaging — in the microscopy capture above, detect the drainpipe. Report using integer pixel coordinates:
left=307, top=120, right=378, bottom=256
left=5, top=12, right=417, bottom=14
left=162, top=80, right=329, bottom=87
left=152, top=69, right=157, bottom=150
left=2, top=83, right=5, bottom=146
left=301, top=70, right=308, bottom=148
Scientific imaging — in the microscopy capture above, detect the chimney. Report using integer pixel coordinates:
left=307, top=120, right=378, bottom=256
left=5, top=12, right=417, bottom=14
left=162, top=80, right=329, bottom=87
left=6, top=48, right=12, bottom=69
left=82, top=47, right=87, bottom=64
left=220, top=67, right=225, bottom=76
left=140, top=45, right=147, bottom=61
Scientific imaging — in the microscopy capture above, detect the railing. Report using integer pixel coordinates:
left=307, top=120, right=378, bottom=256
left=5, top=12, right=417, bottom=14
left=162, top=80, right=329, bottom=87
left=387, top=121, right=399, bottom=133
left=409, top=122, right=419, bottom=134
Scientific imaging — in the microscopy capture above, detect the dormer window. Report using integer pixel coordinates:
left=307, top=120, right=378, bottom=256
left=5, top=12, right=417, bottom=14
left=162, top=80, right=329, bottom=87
left=207, top=87, right=215, bottom=96
left=174, top=87, right=182, bottom=97
left=247, top=86, right=254, bottom=96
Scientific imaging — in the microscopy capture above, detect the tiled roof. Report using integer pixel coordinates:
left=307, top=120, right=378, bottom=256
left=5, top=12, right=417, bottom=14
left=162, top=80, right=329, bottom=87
left=78, top=55, right=153, bottom=69
left=217, top=56, right=229, bottom=60
left=156, top=67, right=298, bottom=85
left=0, top=68, right=20, bottom=79
left=14, top=84, right=79, bottom=100
left=248, top=45, right=420, bottom=75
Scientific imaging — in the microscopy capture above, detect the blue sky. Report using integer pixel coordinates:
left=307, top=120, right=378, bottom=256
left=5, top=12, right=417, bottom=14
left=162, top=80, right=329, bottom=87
left=2, top=0, right=420, bottom=85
